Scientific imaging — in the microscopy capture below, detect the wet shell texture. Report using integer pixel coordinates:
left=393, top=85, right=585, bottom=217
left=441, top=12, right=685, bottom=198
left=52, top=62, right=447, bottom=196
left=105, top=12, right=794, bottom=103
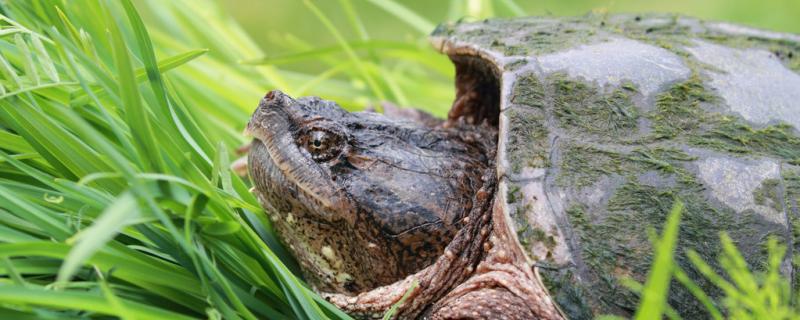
left=432, top=14, right=800, bottom=319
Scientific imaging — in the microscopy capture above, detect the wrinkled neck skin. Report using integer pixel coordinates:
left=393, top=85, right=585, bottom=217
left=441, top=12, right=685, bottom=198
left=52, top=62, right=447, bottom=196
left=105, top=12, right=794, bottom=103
left=247, top=91, right=496, bottom=294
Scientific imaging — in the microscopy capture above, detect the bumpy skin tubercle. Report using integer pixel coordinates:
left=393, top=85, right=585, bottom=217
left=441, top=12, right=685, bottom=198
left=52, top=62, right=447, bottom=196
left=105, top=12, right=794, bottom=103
left=429, top=197, right=562, bottom=320
left=324, top=188, right=564, bottom=319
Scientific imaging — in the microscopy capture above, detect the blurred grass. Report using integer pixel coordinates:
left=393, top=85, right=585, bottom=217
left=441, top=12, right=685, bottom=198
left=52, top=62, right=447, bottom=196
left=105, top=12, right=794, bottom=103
left=222, top=0, right=800, bottom=56
left=1, top=0, right=799, bottom=319
left=214, top=0, right=800, bottom=117
left=0, top=0, right=351, bottom=318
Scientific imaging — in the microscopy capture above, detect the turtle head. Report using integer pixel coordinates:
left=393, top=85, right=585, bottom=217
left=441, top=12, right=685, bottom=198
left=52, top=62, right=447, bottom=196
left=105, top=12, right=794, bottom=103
left=247, top=90, right=493, bottom=294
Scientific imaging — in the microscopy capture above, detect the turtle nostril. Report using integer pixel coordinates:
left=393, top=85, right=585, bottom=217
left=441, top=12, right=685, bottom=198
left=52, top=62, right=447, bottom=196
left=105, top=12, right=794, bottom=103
left=263, top=90, right=293, bottom=108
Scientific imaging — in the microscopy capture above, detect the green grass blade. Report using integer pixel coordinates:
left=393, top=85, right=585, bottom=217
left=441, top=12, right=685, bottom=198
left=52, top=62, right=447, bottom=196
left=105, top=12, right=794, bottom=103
left=0, top=286, right=196, bottom=320
left=120, top=0, right=183, bottom=132
left=241, top=40, right=419, bottom=65
left=498, top=0, right=526, bottom=17
left=364, top=0, right=435, bottom=33
left=30, top=35, right=58, bottom=82
left=104, top=2, right=161, bottom=173
left=338, top=0, right=370, bottom=40
left=14, top=33, right=40, bottom=85
left=57, top=191, right=138, bottom=283
left=302, top=0, right=387, bottom=102
left=0, top=47, right=22, bottom=86
left=673, top=266, right=723, bottom=320
left=634, top=199, right=683, bottom=320
left=0, top=185, right=71, bottom=240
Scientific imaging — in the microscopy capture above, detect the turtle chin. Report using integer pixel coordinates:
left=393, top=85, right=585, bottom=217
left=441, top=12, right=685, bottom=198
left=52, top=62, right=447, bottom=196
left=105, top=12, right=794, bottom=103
left=246, top=94, right=367, bottom=293
left=249, top=138, right=368, bottom=293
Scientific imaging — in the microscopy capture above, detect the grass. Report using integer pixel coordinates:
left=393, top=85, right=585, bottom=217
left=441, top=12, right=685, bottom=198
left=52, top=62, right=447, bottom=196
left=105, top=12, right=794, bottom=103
left=0, top=0, right=799, bottom=319
left=0, top=0, right=349, bottom=318
left=634, top=200, right=684, bottom=320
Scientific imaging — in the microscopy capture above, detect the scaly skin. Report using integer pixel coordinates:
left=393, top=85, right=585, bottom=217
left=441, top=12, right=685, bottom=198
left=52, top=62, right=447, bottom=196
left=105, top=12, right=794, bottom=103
left=246, top=90, right=563, bottom=319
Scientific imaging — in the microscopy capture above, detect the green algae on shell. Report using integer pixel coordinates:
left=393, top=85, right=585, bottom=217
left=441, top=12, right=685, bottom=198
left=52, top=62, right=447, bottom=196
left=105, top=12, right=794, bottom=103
left=432, top=13, right=800, bottom=320
left=550, top=74, right=640, bottom=139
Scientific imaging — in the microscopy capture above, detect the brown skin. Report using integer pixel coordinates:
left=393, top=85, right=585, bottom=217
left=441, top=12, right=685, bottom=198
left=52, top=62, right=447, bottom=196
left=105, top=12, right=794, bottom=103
left=247, top=90, right=563, bottom=319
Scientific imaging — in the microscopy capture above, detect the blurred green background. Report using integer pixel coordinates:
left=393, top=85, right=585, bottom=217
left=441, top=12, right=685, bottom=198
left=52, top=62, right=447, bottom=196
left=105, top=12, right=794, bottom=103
left=0, top=1, right=797, bottom=318
left=223, top=0, right=800, bottom=57
left=206, top=0, right=800, bottom=116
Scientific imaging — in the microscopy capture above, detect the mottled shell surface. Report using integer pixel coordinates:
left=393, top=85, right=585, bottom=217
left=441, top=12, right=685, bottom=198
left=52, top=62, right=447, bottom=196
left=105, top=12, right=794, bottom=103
left=432, top=14, right=800, bottom=319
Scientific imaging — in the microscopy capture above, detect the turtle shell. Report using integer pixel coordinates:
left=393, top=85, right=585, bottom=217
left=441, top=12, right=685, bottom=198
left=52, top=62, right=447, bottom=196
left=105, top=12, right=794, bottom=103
left=432, top=14, right=800, bottom=319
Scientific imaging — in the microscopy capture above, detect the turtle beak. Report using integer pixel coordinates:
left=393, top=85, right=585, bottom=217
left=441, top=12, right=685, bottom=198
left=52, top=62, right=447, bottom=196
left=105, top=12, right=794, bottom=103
left=246, top=90, right=296, bottom=138
left=246, top=91, right=355, bottom=222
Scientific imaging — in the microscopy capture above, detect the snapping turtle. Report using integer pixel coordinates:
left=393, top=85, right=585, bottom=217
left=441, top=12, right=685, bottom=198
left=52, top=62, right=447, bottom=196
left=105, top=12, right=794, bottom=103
left=244, top=14, right=800, bottom=319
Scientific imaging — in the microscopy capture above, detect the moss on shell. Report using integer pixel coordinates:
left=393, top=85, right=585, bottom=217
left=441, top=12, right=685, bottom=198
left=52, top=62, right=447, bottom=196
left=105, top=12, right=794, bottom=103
left=609, top=14, right=696, bottom=52
left=647, top=74, right=716, bottom=140
left=506, top=184, right=522, bottom=204
left=506, top=182, right=561, bottom=263
left=512, top=203, right=533, bottom=249
left=565, top=173, right=772, bottom=318
left=510, top=201, right=558, bottom=259
left=558, top=143, right=696, bottom=188
left=539, top=268, right=595, bottom=319
left=784, top=167, right=800, bottom=294
left=558, top=144, right=623, bottom=188
left=550, top=74, right=639, bottom=139
left=786, top=167, right=800, bottom=207
left=503, top=59, right=528, bottom=72
left=531, top=226, right=558, bottom=251
left=691, top=121, right=800, bottom=165
left=488, top=23, right=598, bottom=56
left=433, top=17, right=601, bottom=57
left=557, top=134, right=784, bottom=317
left=506, top=73, right=550, bottom=173
left=510, top=73, right=545, bottom=108
left=506, top=108, right=549, bottom=173
left=644, top=75, right=800, bottom=164
left=753, top=179, right=783, bottom=213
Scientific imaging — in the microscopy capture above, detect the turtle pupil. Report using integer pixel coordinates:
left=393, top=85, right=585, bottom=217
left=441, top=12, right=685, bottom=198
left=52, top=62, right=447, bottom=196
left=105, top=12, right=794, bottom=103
left=313, top=139, right=322, bottom=148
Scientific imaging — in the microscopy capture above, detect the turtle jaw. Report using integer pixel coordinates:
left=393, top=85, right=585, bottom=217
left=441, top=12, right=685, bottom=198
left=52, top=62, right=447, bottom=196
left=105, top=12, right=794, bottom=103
left=246, top=91, right=368, bottom=293
left=248, top=138, right=364, bottom=293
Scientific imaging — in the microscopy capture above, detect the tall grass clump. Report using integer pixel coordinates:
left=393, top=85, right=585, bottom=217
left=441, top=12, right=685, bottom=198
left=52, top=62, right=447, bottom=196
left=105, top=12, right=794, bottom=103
left=0, top=0, right=522, bottom=318
left=0, top=0, right=360, bottom=318
left=1, top=0, right=799, bottom=319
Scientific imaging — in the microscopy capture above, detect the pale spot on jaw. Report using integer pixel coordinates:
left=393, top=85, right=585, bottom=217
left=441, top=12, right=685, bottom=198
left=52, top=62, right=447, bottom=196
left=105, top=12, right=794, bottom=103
left=321, top=245, right=343, bottom=269
left=334, top=272, right=353, bottom=285
left=321, top=245, right=336, bottom=261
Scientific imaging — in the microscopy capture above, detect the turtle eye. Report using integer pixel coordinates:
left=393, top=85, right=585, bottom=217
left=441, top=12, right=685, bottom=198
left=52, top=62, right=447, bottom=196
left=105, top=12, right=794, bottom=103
left=303, top=129, right=343, bottom=162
